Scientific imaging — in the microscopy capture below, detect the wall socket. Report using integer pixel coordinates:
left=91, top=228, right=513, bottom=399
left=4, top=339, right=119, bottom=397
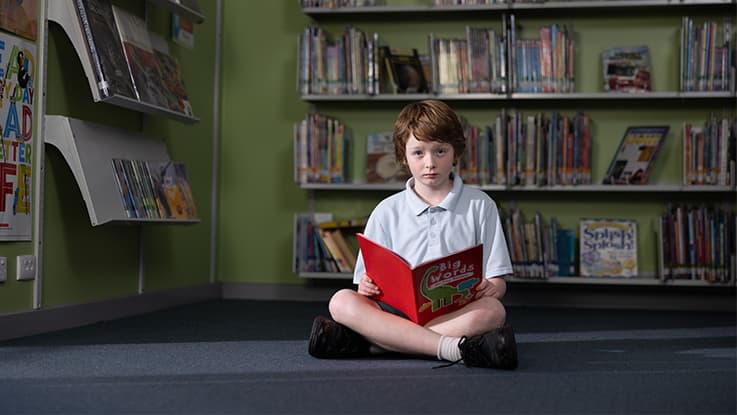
left=0, top=257, right=6, bottom=282
left=16, top=255, right=36, bottom=281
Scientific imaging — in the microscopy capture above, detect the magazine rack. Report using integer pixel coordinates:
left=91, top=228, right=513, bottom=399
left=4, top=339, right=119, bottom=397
left=47, top=0, right=200, bottom=124
left=45, top=115, right=200, bottom=226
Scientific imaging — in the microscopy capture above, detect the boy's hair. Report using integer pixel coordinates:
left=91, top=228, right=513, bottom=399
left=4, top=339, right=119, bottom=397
left=393, top=99, right=465, bottom=164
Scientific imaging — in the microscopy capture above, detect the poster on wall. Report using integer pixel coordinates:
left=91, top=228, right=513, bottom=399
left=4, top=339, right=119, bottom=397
left=0, top=0, right=37, bottom=41
left=0, top=31, right=35, bottom=240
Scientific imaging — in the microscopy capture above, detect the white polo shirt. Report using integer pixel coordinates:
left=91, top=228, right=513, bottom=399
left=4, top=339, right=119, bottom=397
left=353, top=173, right=513, bottom=284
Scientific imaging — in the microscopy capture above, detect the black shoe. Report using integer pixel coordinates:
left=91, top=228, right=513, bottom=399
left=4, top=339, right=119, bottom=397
left=308, top=315, right=371, bottom=359
left=458, top=324, right=518, bottom=370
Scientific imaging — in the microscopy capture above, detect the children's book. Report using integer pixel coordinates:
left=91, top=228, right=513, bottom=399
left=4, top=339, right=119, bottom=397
left=601, top=46, right=652, bottom=92
left=356, top=233, right=483, bottom=326
left=603, top=126, right=669, bottom=185
left=365, top=131, right=410, bottom=183
left=579, top=218, right=638, bottom=277
left=111, top=5, right=171, bottom=108
left=381, top=46, right=429, bottom=94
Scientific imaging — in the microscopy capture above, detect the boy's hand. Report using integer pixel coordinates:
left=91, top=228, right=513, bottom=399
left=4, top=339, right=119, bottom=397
left=357, top=273, right=381, bottom=297
left=475, top=277, right=507, bottom=300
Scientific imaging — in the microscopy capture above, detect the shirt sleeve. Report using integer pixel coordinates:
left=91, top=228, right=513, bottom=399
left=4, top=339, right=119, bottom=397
left=352, top=204, right=389, bottom=284
left=482, top=199, right=513, bottom=278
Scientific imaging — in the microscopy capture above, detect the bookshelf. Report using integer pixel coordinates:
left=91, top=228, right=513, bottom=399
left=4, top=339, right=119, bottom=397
left=47, top=0, right=200, bottom=123
left=295, top=1, right=736, bottom=287
left=45, top=115, right=200, bottom=226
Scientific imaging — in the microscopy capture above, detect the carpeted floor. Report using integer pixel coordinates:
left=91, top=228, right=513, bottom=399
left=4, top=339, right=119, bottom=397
left=0, top=300, right=734, bottom=414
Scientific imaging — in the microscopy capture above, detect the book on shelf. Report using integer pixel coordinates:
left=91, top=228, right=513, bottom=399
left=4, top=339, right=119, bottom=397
left=601, top=46, right=652, bottom=93
left=682, top=114, right=736, bottom=186
left=356, top=233, right=483, bottom=326
left=381, top=46, right=428, bottom=94
left=150, top=32, right=194, bottom=116
left=74, top=0, right=137, bottom=100
left=603, top=126, right=669, bottom=185
left=111, top=5, right=172, bottom=108
left=579, top=218, right=638, bottom=278
left=366, top=131, right=410, bottom=184
left=316, top=217, right=368, bottom=230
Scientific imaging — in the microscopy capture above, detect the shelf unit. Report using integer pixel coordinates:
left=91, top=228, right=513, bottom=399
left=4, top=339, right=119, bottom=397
left=47, top=0, right=200, bottom=124
left=296, top=1, right=737, bottom=287
left=45, top=115, right=200, bottom=226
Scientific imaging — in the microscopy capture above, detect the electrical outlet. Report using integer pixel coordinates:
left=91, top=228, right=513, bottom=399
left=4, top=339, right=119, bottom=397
left=16, top=255, right=36, bottom=281
left=0, top=257, right=6, bottom=282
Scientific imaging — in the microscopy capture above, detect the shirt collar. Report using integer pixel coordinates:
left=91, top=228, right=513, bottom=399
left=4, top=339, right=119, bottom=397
left=404, top=173, right=464, bottom=216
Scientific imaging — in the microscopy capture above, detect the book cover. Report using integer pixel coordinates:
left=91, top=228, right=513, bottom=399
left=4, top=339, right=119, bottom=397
left=356, top=233, right=483, bottom=326
left=603, top=126, right=669, bottom=185
left=111, top=5, right=171, bottom=108
left=74, top=0, right=136, bottom=100
left=579, top=218, right=638, bottom=277
left=365, top=131, right=410, bottom=183
left=150, top=32, right=194, bottom=115
left=0, top=0, right=36, bottom=41
left=381, top=46, right=428, bottom=94
left=602, top=46, right=652, bottom=92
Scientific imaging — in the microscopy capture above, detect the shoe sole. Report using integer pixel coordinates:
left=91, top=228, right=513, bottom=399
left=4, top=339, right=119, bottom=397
left=308, top=315, right=328, bottom=358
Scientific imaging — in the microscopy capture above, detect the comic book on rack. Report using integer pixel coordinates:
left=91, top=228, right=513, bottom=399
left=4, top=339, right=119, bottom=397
left=111, top=4, right=171, bottom=108
left=74, top=0, right=136, bottom=99
left=356, top=233, right=483, bottom=325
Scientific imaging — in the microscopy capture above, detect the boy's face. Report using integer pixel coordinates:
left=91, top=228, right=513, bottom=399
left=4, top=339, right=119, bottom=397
left=404, top=133, right=456, bottom=190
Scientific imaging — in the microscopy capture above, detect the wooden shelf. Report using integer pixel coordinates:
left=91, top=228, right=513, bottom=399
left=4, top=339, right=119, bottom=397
left=44, top=115, right=200, bottom=226
left=47, top=0, right=200, bottom=124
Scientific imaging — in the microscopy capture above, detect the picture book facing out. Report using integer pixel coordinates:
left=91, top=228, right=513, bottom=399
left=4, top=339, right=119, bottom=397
left=602, top=46, right=652, bottom=93
left=603, top=126, right=669, bottom=185
left=382, top=46, right=429, bottom=94
left=579, top=218, right=638, bottom=277
left=366, top=131, right=410, bottom=183
left=356, top=233, right=483, bottom=326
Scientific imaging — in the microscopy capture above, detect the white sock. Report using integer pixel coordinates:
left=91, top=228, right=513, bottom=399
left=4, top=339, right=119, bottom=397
left=437, top=335, right=463, bottom=362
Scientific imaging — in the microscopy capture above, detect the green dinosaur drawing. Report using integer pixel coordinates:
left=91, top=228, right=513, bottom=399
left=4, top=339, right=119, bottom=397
left=421, top=266, right=461, bottom=312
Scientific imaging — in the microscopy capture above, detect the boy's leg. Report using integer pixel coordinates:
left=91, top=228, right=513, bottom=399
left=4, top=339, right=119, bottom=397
left=328, top=288, right=441, bottom=356
left=311, top=288, right=518, bottom=369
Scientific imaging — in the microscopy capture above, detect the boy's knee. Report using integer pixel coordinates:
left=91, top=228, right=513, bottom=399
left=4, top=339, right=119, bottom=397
left=328, top=289, right=358, bottom=323
left=477, top=297, right=506, bottom=330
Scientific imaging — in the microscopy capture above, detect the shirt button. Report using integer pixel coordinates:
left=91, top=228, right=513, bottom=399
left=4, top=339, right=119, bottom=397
left=430, top=218, right=436, bottom=225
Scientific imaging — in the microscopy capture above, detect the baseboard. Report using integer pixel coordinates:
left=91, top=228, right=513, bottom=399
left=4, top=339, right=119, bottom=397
left=221, top=280, right=352, bottom=302
left=0, top=283, right=221, bottom=342
left=504, top=282, right=737, bottom=311
left=222, top=281, right=736, bottom=312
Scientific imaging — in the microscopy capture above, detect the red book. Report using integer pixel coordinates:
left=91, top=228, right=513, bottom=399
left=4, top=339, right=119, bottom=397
left=356, top=233, right=483, bottom=326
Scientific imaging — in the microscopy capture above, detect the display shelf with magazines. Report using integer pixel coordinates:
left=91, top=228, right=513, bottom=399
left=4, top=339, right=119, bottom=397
left=295, top=1, right=737, bottom=289
left=44, top=115, right=200, bottom=226
left=47, top=0, right=201, bottom=123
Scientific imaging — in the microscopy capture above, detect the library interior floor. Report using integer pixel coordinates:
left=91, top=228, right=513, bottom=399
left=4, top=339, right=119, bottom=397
left=0, top=299, right=734, bottom=414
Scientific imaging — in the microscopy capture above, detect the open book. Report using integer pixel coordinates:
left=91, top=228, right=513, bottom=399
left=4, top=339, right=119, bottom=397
left=356, top=233, right=483, bottom=325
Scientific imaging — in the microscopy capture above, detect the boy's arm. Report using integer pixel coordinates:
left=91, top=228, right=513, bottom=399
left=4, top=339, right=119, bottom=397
left=476, top=275, right=508, bottom=300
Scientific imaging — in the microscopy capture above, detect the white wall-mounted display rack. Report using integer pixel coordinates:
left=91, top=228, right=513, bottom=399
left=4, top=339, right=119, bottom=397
left=45, top=115, right=200, bottom=226
left=47, top=0, right=200, bottom=124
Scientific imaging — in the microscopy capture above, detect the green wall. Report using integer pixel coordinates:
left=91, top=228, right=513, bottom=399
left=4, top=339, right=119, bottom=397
left=1, top=1, right=733, bottom=315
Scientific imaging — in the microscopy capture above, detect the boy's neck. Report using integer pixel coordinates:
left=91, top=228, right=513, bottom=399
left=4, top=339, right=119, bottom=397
left=411, top=174, right=454, bottom=207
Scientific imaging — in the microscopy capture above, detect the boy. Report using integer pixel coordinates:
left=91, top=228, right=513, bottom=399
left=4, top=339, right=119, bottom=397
left=308, top=100, right=518, bottom=369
